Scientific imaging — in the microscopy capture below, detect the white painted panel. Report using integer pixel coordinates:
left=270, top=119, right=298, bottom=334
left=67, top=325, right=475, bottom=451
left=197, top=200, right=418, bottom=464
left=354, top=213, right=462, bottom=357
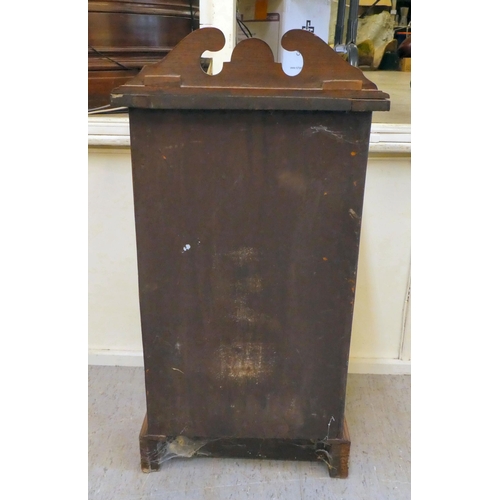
left=350, top=156, right=411, bottom=359
left=199, top=0, right=236, bottom=74
left=88, top=148, right=142, bottom=351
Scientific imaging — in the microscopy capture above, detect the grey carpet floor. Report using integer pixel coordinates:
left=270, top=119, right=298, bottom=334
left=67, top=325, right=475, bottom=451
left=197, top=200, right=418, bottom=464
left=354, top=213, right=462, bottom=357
left=89, top=366, right=410, bottom=499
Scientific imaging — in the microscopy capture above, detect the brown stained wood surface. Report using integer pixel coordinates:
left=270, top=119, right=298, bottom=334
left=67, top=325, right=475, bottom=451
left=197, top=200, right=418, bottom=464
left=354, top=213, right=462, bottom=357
left=129, top=108, right=372, bottom=443
left=139, top=411, right=351, bottom=477
left=90, top=0, right=199, bottom=16
left=88, top=1, right=198, bottom=57
left=88, top=1, right=199, bottom=108
left=111, top=28, right=390, bottom=111
left=88, top=13, right=193, bottom=57
left=89, top=70, right=140, bottom=109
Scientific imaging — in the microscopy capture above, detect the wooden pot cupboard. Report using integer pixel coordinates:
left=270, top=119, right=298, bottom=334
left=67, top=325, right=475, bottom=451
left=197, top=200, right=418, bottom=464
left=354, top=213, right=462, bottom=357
left=111, top=27, right=389, bottom=478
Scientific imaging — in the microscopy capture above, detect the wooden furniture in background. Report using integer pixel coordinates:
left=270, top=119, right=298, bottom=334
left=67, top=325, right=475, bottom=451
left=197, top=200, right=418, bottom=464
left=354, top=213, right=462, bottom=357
left=88, top=0, right=199, bottom=109
left=111, top=28, right=389, bottom=478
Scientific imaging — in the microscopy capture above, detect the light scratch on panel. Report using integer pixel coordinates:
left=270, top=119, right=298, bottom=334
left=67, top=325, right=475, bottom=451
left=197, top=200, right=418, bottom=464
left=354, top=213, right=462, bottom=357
left=324, top=416, right=335, bottom=441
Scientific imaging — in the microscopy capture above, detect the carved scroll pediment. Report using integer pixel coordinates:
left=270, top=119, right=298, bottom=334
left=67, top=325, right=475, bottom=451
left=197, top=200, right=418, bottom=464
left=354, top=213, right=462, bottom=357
left=112, top=27, right=389, bottom=110
left=119, top=28, right=385, bottom=92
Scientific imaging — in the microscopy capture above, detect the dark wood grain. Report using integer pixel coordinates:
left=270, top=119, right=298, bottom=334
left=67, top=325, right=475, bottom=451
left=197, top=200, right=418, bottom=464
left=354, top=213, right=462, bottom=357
left=131, top=108, right=371, bottom=442
left=88, top=1, right=199, bottom=108
left=88, top=70, right=141, bottom=109
left=88, top=13, right=193, bottom=57
left=90, top=0, right=199, bottom=16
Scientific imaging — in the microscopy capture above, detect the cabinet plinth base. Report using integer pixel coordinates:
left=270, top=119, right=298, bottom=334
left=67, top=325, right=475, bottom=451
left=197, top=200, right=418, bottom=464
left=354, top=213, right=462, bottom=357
left=139, top=414, right=351, bottom=478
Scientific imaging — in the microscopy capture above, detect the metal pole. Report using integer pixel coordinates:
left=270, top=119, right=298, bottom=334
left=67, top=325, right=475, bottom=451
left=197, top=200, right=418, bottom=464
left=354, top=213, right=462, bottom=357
left=334, top=0, right=347, bottom=46
left=345, top=0, right=360, bottom=44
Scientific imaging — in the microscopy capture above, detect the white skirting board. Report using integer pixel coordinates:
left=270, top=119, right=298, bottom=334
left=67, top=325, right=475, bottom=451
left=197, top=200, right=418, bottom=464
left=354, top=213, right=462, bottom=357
left=88, top=349, right=144, bottom=368
left=88, top=349, right=411, bottom=375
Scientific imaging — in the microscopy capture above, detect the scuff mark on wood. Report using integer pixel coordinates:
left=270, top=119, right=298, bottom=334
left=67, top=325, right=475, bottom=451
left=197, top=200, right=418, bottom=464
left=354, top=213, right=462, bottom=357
left=218, top=342, right=274, bottom=381
left=226, top=247, right=259, bottom=265
left=304, top=126, right=361, bottom=144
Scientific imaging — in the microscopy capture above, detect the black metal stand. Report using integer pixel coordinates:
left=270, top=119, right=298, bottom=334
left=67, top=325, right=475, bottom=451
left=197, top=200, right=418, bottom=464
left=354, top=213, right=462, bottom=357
left=333, top=0, right=360, bottom=67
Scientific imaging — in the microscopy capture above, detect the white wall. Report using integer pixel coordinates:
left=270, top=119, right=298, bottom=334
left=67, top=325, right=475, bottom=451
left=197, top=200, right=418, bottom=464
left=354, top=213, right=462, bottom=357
left=88, top=118, right=410, bottom=373
left=88, top=149, right=142, bottom=354
left=349, top=154, right=411, bottom=373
